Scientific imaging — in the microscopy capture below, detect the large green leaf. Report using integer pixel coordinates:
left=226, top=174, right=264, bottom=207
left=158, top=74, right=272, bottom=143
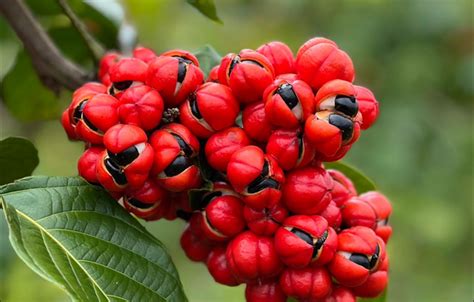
left=325, top=161, right=377, bottom=193
left=0, top=137, right=39, bottom=185
left=194, top=44, right=221, bottom=77
left=0, top=176, right=187, bottom=302
left=186, top=0, right=222, bottom=24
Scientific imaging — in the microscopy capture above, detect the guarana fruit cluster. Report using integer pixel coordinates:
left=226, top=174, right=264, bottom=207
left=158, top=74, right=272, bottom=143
left=61, top=37, right=392, bottom=301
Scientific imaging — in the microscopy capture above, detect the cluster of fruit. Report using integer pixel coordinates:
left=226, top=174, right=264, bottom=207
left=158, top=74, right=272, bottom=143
left=61, top=37, right=391, bottom=301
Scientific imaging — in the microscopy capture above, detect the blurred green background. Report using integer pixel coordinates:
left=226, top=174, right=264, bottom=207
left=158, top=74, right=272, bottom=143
left=0, top=0, right=472, bottom=301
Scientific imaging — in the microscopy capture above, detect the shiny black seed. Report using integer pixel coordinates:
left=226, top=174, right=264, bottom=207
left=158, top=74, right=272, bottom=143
left=328, top=114, right=354, bottom=142
left=335, top=95, right=358, bottom=117
left=177, top=61, right=187, bottom=83
left=200, top=191, right=223, bottom=209
left=275, top=83, right=298, bottom=109
left=127, top=198, right=154, bottom=209
left=73, top=100, right=87, bottom=124
left=349, top=253, right=370, bottom=269
left=247, top=178, right=279, bottom=194
left=189, top=93, right=202, bottom=119
left=171, top=134, right=193, bottom=156
left=176, top=210, right=193, bottom=221
left=297, top=132, right=304, bottom=160
left=312, top=230, right=329, bottom=259
left=176, top=56, right=193, bottom=65
left=104, top=158, right=127, bottom=185
left=164, top=155, right=192, bottom=177
left=113, top=80, right=133, bottom=91
left=107, top=145, right=139, bottom=167
left=369, top=244, right=380, bottom=270
left=261, top=160, right=269, bottom=176
left=242, top=59, right=264, bottom=68
left=228, top=56, right=240, bottom=76
left=291, top=228, right=313, bottom=246
left=82, top=114, right=99, bottom=132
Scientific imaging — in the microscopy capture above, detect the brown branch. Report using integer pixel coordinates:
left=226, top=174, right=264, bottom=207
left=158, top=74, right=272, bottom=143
left=57, top=0, right=105, bottom=63
left=0, top=0, right=92, bottom=91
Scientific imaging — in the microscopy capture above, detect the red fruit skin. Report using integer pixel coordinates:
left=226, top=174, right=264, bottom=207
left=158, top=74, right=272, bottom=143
left=226, top=231, right=283, bottom=282
left=77, top=147, right=103, bottom=184
left=314, top=79, right=357, bottom=110
left=61, top=109, right=77, bottom=140
left=341, top=197, right=377, bottom=229
left=207, top=65, right=220, bottom=83
left=132, top=46, right=157, bottom=63
left=245, top=281, right=287, bottom=302
left=149, top=123, right=201, bottom=192
left=279, top=266, right=332, bottom=300
left=109, top=58, right=148, bottom=98
left=242, top=102, right=274, bottom=143
left=351, top=269, right=388, bottom=298
left=205, top=127, right=250, bottom=172
left=318, top=286, right=356, bottom=302
left=274, top=215, right=337, bottom=268
left=96, top=150, right=127, bottom=192
left=354, top=85, right=379, bottom=130
left=180, top=226, right=214, bottom=262
left=201, top=195, right=246, bottom=241
left=257, top=41, right=295, bottom=76
left=103, top=124, right=154, bottom=189
left=243, top=203, right=288, bottom=236
left=296, top=38, right=354, bottom=90
left=179, top=82, right=239, bottom=138
left=98, top=52, right=120, bottom=86
left=328, top=169, right=357, bottom=207
left=263, top=78, right=314, bottom=129
left=328, top=226, right=386, bottom=287
left=122, top=179, right=168, bottom=220
left=281, top=167, right=333, bottom=214
left=147, top=51, right=204, bottom=107
left=118, top=85, right=164, bottom=130
left=359, top=191, right=392, bottom=243
left=320, top=200, right=342, bottom=230
left=276, top=73, right=298, bottom=82
left=266, top=129, right=315, bottom=171
left=218, top=50, right=275, bottom=104
left=75, top=94, right=120, bottom=145
left=227, top=146, right=285, bottom=210
left=206, top=246, right=240, bottom=286
left=296, top=37, right=338, bottom=59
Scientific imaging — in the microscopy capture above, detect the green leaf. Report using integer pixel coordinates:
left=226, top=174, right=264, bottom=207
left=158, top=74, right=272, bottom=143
left=0, top=137, right=39, bottom=185
left=0, top=176, right=187, bottom=302
left=186, top=0, right=222, bottom=24
left=0, top=51, right=65, bottom=121
left=325, top=161, right=376, bottom=193
left=194, top=44, right=221, bottom=77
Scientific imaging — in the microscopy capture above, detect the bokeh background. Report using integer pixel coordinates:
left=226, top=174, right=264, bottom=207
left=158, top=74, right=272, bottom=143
left=0, top=0, right=472, bottom=301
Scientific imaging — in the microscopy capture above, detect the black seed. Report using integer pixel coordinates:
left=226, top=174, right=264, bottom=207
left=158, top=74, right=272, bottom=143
left=113, top=80, right=133, bottom=91
left=73, top=100, right=87, bottom=124
left=349, top=253, right=370, bottom=269
left=335, top=95, right=358, bottom=117
left=82, top=114, right=99, bottom=132
left=175, top=56, right=193, bottom=65
left=104, top=158, right=127, bottom=185
left=107, top=145, right=139, bottom=167
left=297, top=132, right=304, bottom=160
left=328, top=114, right=354, bottom=142
left=127, top=198, right=154, bottom=209
left=228, top=56, right=240, bottom=77
left=200, top=191, right=223, bottom=209
left=242, top=59, right=264, bottom=68
left=369, top=244, right=380, bottom=270
left=164, top=155, right=192, bottom=177
left=261, top=160, right=269, bottom=176
left=171, top=134, right=193, bottom=156
left=189, top=93, right=202, bottom=119
left=177, top=61, right=187, bottom=83
left=312, top=230, right=329, bottom=259
left=176, top=210, right=192, bottom=221
left=290, top=228, right=313, bottom=246
left=247, top=178, right=279, bottom=194
left=275, top=83, right=298, bottom=109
